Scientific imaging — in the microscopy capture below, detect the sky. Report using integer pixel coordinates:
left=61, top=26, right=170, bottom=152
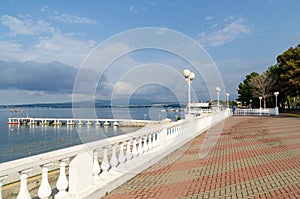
left=0, top=0, right=299, bottom=105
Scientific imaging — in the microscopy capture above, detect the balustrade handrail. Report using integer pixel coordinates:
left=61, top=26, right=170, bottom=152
left=0, top=118, right=186, bottom=177
left=0, top=110, right=231, bottom=199
left=233, top=108, right=276, bottom=116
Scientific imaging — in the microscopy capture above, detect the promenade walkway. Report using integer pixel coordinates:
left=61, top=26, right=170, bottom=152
left=103, top=116, right=300, bottom=199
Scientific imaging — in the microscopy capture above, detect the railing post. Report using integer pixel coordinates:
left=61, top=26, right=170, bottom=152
left=143, top=136, right=148, bottom=153
left=148, top=134, right=153, bottom=151
left=125, top=140, right=132, bottom=161
left=118, top=142, right=126, bottom=165
left=152, top=133, right=158, bottom=149
left=0, top=176, right=8, bottom=199
left=55, top=160, right=69, bottom=199
left=38, top=163, right=53, bottom=199
left=132, top=139, right=138, bottom=158
left=93, top=150, right=101, bottom=182
left=100, top=148, right=110, bottom=178
left=17, top=169, right=32, bottom=199
left=138, top=137, right=144, bottom=156
left=110, top=145, right=119, bottom=173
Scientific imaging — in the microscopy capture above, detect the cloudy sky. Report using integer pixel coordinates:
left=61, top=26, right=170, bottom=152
left=0, top=0, right=299, bottom=105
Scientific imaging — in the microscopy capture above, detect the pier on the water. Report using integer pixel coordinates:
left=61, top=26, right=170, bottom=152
left=1, top=110, right=231, bottom=199
left=7, top=117, right=157, bottom=127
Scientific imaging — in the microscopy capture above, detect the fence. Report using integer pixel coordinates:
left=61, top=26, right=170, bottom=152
left=0, top=110, right=231, bottom=199
left=233, top=108, right=277, bottom=116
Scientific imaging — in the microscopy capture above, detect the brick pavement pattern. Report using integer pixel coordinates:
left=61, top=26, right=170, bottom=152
left=103, top=116, right=300, bottom=199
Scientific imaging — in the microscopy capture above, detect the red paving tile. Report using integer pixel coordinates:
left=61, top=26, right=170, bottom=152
left=103, top=116, right=300, bottom=199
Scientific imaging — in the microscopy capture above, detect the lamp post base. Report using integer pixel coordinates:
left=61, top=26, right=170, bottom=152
left=275, top=107, right=279, bottom=116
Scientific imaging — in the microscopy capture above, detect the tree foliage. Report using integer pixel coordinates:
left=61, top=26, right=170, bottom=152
left=237, top=44, right=300, bottom=110
left=249, top=71, right=276, bottom=108
left=277, top=44, right=300, bottom=97
left=237, top=72, right=259, bottom=105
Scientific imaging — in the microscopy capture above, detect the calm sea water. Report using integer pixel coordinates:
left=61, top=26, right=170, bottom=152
left=0, top=107, right=182, bottom=163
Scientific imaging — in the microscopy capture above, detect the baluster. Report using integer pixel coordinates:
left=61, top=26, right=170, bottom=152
left=100, top=148, right=110, bottom=178
left=0, top=176, right=8, bottom=199
left=38, top=163, right=53, bottom=199
left=152, top=132, right=158, bottom=148
left=143, top=136, right=148, bottom=153
left=148, top=134, right=153, bottom=151
left=132, top=139, right=138, bottom=158
left=172, top=128, right=175, bottom=138
left=55, top=160, right=69, bottom=199
left=138, top=137, right=143, bottom=156
left=17, top=169, right=32, bottom=199
left=93, top=150, right=101, bottom=182
left=125, top=140, right=132, bottom=161
left=118, top=142, right=126, bottom=165
left=155, top=132, right=160, bottom=148
left=110, top=145, right=119, bottom=174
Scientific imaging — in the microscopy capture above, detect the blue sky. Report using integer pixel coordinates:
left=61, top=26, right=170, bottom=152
left=0, top=0, right=299, bottom=105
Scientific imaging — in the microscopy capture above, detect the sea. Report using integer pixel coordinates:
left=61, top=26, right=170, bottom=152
left=0, top=107, right=183, bottom=163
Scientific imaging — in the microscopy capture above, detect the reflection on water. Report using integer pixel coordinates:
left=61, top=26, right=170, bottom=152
left=3, top=122, right=139, bottom=163
left=0, top=107, right=182, bottom=163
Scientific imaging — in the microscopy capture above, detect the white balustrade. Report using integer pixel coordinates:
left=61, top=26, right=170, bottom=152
left=0, top=110, right=231, bottom=198
left=38, top=163, right=52, bottom=199
left=152, top=132, right=158, bottom=148
left=118, top=142, right=126, bottom=165
left=148, top=134, right=153, bottom=151
left=92, top=151, right=101, bottom=182
left=100, top=148, right=110, bottom=178
left=143, top=136, right=149, bottom=153
left=132, top=139, right=138, bottom=158
left=125, top=140, right=132, bottom=161
left=17, top=169, right=32, bottom=199
left=138, top=137, right=144, bottom=156
left=110, top=145, right=119, bottom=173
left=55, top=160, right=69, bottom=199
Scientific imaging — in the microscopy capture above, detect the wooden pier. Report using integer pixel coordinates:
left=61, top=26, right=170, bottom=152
left=7, top=117, right=156, bottom=127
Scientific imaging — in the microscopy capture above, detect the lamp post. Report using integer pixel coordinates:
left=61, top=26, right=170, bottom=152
left=274, top=91, right=279, bottom=115
left=259, top=97, right=262, bottom=109
left=226, top=93, right=230, bottom=108
left=182, top=69, right=195, bottom=117
left=215, top=87, right=221, bottom=111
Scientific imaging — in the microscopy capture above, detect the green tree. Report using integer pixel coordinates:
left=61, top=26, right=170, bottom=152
left=276, top=44, right=300, bottom=109
left=249, top=71, right=276, bottom=108
left=237, top=72, right=259, bottom=106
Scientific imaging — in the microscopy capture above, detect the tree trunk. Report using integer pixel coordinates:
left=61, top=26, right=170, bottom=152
left=287, top=98, right=290, bottom=111
left=263, top=97, right=267, bottom=109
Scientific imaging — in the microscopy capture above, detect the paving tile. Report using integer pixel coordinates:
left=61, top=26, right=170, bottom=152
left=103, top=116, right=300, bottom=199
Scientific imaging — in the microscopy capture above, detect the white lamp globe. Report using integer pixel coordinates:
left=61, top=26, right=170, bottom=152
left=190, top=72, right=195, bottom=80
left=182, top=69, right=191, bottom=78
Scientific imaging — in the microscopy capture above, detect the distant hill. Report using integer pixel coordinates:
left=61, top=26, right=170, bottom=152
left=0, top=99, right=182, bottom=109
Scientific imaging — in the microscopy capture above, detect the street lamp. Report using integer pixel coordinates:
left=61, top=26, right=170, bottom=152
left=216, top=87, right=221, bottom=111
left=183, top=69, right=195, bottom=117
left=274, top=92, right=279, bottom=115
left=259, top=97, right=262, bottom=109
left=226, top=93, right=230, bottom=108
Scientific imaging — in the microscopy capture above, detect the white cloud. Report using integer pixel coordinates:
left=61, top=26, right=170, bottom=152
left=52, top=14, right=97, bottom=24
left=0, top=33, right=97, bottom=66
left=113, top=82, right=135, bottom=96
left=33, top=33, right=97, bottom=66
left=198, top=18, right=251, bottom=48
left=0, top=15, right=54, bottom=36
